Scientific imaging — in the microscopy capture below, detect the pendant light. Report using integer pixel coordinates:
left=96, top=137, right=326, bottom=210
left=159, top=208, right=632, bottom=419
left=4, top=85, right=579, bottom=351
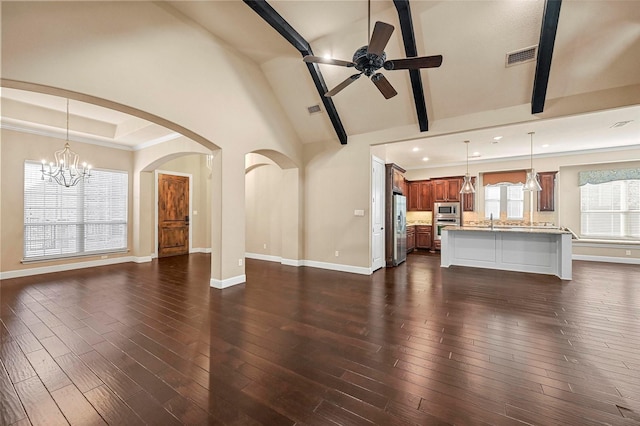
left=523, top=131, right=542, bottom=192
left=41, top=99, right=92, bottom=187
left=460, top=140, right=475, bottom=194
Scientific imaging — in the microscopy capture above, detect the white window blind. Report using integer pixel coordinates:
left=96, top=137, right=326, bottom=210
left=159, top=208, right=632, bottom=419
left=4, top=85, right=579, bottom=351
left=24, top=161, right=128, bottom=260
left=485, top=186, right=500, bottom=219
left=507, top=184, right=524, bottom=219
left=580, top=180, right=640, bottom=239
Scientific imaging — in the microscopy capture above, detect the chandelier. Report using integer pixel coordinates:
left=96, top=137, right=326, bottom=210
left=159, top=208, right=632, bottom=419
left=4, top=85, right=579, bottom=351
left=41, top=99, right=92, bottom=187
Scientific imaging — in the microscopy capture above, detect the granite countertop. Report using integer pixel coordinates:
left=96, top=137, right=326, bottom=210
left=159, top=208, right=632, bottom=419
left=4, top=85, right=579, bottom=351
left=444, top=225, right=572, bottom=235
left=407, top=221, right=432, bottom=226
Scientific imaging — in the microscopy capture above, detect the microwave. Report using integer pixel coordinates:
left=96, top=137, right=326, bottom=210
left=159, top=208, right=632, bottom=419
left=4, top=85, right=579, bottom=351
left=435, top=202, right=459, bottom=216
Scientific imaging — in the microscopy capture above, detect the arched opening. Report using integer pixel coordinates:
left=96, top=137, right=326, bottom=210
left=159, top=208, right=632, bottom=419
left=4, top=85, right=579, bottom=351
left=244, top=150, right=302, bottom=266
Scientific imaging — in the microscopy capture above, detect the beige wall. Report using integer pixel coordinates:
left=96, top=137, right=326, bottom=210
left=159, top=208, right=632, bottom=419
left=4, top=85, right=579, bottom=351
left=245, top=163, right=283, bottom=257
left=304, top=139, right=371, bottom=268
left=0, top=129, right=134, bottom=272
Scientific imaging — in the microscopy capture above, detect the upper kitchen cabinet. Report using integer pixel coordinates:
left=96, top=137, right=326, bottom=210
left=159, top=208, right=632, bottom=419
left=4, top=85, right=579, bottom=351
left=387, top=163, right=406, bottom=195
left=537, top=172, right=557, bottom=211
left=433, top=178, right=462, bottom=202
left=407, top=180, right=433, bottom=211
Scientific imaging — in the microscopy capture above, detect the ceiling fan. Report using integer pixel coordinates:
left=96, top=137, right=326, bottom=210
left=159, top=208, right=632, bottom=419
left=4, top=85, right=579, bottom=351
left=303, top=5, right=443, bottom=99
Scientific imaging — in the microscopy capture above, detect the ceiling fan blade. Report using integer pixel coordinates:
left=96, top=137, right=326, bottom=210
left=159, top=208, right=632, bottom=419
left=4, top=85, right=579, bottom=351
left=371, top=73, right=397, bottom=99
left=383, top=55, right=443, bottom=70
left=303, top=55, right=355, bottom=67
left=367, top=21, right=394, bottom=57
left=324, top=73, right=363, bottom=97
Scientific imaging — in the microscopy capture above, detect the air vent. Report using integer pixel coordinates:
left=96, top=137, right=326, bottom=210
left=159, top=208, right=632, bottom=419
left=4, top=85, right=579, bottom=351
left=611, top=120, right=633, bottom=128
left=307, top=104, right=322, bottom=115
left=505, top=46, right=537, bottom=67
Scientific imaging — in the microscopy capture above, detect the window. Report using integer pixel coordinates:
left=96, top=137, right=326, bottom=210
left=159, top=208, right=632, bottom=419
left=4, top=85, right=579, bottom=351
left=484, top=184, right=524, bottom=219
left=24, top=161, right=128, bottom=260
left=580, top=179, right=640, bottom=239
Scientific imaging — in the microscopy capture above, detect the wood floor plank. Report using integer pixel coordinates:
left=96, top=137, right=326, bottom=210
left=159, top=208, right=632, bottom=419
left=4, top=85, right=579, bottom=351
left=50, top=383, right=106, bottom=425
left=13, top=376, right=68, bottom=426
left=0, top=359, right=28, bottom=425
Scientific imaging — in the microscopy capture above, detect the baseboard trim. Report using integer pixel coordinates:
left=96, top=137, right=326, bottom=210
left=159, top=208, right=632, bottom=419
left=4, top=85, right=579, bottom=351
left=281, top=258, right=303, bottom=267
left=210, top=274, right=246, bottom=289
left=302, top=260, right=372, bottom=275
left=245, top=253, right=282, bottom=263
left=1, top=256, right=138, bottom=280
left=573, top=254, right=640, bottom=265
left=190, top=248, right=212, bottom=254
left=133, top=256, right=153, bottom=264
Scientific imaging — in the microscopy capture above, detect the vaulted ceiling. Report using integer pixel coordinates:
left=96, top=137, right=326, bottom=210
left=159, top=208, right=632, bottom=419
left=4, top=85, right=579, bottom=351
left=2, top=0, right=639, bottom=168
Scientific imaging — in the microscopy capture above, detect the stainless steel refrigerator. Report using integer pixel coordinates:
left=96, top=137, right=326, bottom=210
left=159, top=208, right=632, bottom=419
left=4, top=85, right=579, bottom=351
left=393, top=194, right=407, bottom=265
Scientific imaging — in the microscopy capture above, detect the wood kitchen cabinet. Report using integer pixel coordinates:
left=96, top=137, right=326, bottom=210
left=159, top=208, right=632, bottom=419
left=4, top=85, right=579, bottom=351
left=407, top=180, right=433, bottom=211
left=537, top=171, right=557, bottom=211
left=416, top=226, right=432, bottom=249
left=433, top=178, right=462, bottom=202
left=462, top=177, right=476, bottom=212
left=387, top=163, right=406, bottom=195
left=406, top=226, right=416, bottom=252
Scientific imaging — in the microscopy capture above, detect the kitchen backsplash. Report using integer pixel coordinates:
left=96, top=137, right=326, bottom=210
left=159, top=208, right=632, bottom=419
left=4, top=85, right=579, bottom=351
left=407, top=211, right=432, bottom=225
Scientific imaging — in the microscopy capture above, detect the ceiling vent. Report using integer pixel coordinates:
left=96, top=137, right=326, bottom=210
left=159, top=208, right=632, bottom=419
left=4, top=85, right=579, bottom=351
left=505, top=46, right=537, bottom=67
left=611, top=120, right=633, bottom=128
left=307, top=104, right=322, bottom=115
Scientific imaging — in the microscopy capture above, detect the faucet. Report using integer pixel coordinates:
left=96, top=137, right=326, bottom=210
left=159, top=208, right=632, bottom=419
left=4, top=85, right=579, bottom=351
left=490, top=213, right=494, bottom=230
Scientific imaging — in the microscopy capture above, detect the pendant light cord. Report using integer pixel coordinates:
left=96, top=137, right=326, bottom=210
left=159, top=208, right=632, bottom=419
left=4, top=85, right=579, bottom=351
left=66, top=99, right=70, bottom=142
left=529, top=132, right=534, bottom=170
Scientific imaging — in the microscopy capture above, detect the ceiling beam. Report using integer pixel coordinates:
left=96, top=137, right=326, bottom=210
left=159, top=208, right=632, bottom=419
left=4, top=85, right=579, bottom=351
left=532, top=0, right=563, bottom=114
left=243, top=0, right=348, bottom=145
left=393, top=0, right=429, bottom=132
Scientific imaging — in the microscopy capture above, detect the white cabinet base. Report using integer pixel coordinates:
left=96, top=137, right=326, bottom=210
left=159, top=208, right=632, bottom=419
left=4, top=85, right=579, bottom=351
left=441, top=228, right=572, bottom=280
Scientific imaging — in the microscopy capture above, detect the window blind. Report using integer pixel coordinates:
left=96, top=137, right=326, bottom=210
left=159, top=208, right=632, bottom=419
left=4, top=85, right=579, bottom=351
left=24, top=161, right=128, bottom=260
left=580, top=179, right=640, bottom=239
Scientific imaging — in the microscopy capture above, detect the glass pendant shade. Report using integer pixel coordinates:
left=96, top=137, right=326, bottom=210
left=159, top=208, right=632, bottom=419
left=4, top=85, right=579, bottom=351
left=459, top=140, right=476, bottom=194
left=460, top=174, right=475, bottom=194
left=523, top=170, right=542, bottom=191
left=523, top=132, right=541, bottom=192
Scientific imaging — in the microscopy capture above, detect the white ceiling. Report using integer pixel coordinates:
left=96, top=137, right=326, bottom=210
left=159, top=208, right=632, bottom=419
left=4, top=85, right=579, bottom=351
left=1, top=0, right=639, bottom=167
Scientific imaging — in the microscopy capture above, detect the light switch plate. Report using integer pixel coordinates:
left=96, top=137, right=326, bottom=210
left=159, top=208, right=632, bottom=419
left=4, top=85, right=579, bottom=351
left=354, top=209, right=365, bottom=216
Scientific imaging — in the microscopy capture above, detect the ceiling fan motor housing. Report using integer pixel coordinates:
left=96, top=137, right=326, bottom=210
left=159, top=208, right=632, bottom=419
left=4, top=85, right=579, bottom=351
left=353, top=46, right=386, bottom=76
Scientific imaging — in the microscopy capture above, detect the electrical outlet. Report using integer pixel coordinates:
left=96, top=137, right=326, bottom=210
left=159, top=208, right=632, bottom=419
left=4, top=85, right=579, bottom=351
left=626, top=250, right=631, bottom=256
left=335, top=250, right=339, bottom=257
left=238, top=259, right=243, bottom=266
left=263, top=243, right=267, bottom=249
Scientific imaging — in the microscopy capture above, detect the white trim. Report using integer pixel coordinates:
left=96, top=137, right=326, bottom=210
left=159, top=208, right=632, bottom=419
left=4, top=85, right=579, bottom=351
left=572, top=255, right=640, bottom=265
left=133, top=256, right=153, bottom=263
left=302, top=260, right=372, bottom=275
left=281, top=258, right=303, bottom=267
left=210, top=275, right=246, bottom=289
left=190, top=247, right=212, bottom=254
left=154, top=170, right=193, bottom=258
left=573, top=240, right=640, bottom=249
left=245, top=252, right=282, bottom=263
left=132, top=133, right=182, bottom=151
left=0, top=256, right=138, bottom=280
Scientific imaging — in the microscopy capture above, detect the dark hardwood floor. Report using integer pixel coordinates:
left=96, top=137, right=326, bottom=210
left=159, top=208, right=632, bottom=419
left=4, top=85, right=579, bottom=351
left=2, top=253, right=640, bottom=425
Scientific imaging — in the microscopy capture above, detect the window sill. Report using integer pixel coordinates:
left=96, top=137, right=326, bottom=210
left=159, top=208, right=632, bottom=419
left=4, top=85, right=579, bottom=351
left=21, top=249, right=129, bottom=264
left=573, top=239, right=640, bottom=249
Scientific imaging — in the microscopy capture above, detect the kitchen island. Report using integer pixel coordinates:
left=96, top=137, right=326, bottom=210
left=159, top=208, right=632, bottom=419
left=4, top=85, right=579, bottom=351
left=441, top=226, right=572, bottom=280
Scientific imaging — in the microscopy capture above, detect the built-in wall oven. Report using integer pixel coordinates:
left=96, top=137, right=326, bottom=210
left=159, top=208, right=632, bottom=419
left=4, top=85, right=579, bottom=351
left=434, top=202, right=461, bottom=241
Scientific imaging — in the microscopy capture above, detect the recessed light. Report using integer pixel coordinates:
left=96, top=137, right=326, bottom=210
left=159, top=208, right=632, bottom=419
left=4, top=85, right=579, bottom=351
left=542, top=144, right=550, bottom=148
left=323, top=53, right=332, bottom=60
left=422, top=157, right=429, bottom=162
left=611, top=120, right=633, bottom=128
left=471, top=152, right=481, bottom=157
left=412, top=147, right=420, bottom=152
left=493, top=136, right=502, bottom=141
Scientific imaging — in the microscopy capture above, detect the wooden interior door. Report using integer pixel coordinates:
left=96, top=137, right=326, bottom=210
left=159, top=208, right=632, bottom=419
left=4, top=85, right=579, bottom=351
left=158, top=174, right=189, bottom=257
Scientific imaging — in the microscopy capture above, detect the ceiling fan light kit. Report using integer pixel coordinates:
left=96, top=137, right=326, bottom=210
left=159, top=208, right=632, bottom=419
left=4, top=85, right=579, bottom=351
left=303, top=17, right=442, bottom=99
